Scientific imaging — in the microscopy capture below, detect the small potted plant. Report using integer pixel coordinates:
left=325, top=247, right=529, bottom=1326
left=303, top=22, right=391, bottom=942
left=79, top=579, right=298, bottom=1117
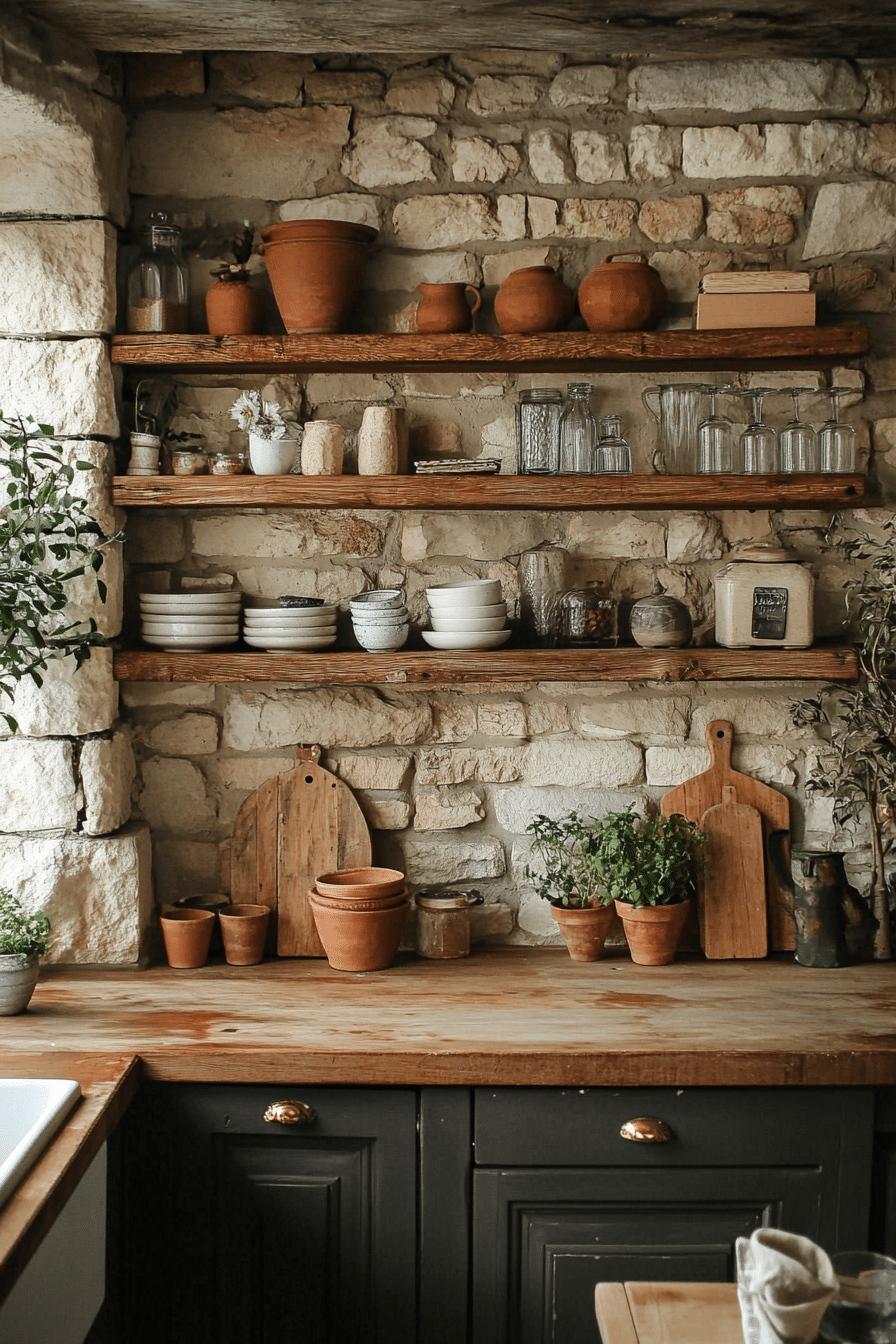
left=586, top=806, right=708, bottom=965
left=205, top=222, right=265, bottom=336
left=525, top=811, right=616, bottom=961
left=230, top=390, right=301, bottom=475
left=0, top=887, right=51, bottom=1014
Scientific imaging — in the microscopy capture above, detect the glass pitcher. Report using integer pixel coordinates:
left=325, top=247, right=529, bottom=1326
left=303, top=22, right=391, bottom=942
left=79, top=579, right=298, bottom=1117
left=641, top=383, right=711, bottom=475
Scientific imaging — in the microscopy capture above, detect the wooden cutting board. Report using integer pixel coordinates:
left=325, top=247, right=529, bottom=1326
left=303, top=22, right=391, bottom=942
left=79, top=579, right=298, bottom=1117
left=230, top=745, right=372, bottom=957
left=661, top=720, right=793, bottom=950
left=700, top=786, right=768, bottom=959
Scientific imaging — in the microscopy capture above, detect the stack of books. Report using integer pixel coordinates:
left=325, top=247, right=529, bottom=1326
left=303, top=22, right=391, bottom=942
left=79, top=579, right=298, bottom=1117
left=693, top=271, right=815, bottom=330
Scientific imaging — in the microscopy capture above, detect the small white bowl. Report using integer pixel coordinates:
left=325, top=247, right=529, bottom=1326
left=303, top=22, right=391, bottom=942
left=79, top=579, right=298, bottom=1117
left=351, top=610, right=408, bottom=627
left=243, top=633, right=338, bottom=650
left=351, top=589, right=404, bottom=608
left=355, top=625, right=409, bottom=652
left=426, top=595, right=507, bottom=614
left=429, top=615, right=507, bottom=633
left=425, top=579, right=502, bottom=607
left=421, top=629, right=511, bottom=651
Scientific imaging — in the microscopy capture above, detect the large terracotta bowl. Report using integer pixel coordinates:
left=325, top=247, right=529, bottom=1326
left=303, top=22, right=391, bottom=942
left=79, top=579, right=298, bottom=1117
left=310, top=887, right=408, bottom=913
left=315, top=867, right=406, bottom=899
left=309, top=896, right=409, bottom=972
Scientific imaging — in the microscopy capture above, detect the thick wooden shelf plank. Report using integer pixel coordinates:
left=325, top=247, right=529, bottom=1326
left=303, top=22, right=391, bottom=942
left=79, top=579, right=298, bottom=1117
left=110, top=327, right=869, bottom=374
left=113, top=646, right=859, bottom=685
left=113, top=472, right=866, bottom=511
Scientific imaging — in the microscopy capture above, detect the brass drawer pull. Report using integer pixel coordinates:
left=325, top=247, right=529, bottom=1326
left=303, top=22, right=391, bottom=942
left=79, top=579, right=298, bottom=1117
left=263, top=1100, right=316, bottom=1126
left=620, top=1116, right=672, bottom=1143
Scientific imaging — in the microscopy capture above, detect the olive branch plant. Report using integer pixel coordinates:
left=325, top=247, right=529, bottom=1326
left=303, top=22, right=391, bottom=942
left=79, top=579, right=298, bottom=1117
left=0, top=413, right=116, bottom=733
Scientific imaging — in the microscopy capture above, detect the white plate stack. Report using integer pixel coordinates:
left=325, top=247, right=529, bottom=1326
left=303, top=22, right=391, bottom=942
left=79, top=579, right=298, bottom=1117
left=140, top=592, right=242, bottom=651
left=242, top=604, right=338, bottom=651
left=422, top=579, right=511, bottom=650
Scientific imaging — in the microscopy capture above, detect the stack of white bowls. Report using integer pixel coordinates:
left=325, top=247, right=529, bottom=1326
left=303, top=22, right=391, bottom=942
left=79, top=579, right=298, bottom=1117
left=350, top=589, right=409, bottom=652
left=242, top=602, right=337, bottom=651
left=423, top=579, right=511, bottom=650
left=140, top=592, right=242, bottom=651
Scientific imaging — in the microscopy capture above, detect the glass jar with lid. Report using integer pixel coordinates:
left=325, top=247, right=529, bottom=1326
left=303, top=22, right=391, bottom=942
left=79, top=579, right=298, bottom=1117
left=516, top=388, right=562, bottom=474
left=127, top=212, right=190, bottom=333
left=714, top=543, right=814, bottom=648
left=559, top=586, right=618, bottom=647
left=558, top=382, right=598, bottom=474
left=596, top=414, right=632, bottom=475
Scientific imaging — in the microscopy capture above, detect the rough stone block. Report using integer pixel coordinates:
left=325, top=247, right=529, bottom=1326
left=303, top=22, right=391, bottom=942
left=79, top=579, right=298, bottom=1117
left=355, top=794, right=411, bottom=830
left=569, top=131, right=627, bottom=184
left=528, top=128, right=574, bottom=184
left=566, top=512, right=666, bottom=558
left=401, top=511, right=554, bottom=563
left=5, top=649, right=116, bottom=738
left=234, top=566, right=368, bottom=606
left=209, top=51, right=312, bottom=103
left=516, top=891, right=561, bottom=940
left=493, top=784, right=649, bottom=835
left=452, top=50, right=563, bottom=78
left=525, top=702, right=570, bottom=736
left=416, top=746, right=524, bottom=785
left=139, top=757, right=217, bottom=834
left=523, top=739, right=643, bottom=789
left=127, top=53, right=205, bottom=99
left=386, top=69, right=456, bottom=116
left=145, top=713, right=220, bottom=756
left=0, top=338, right=116, bottom=437
left=468, top=75, right=544, bottom=115
left=650, top=248, right=735, bottom=304
left=193, top=512, right=385, bottom=559
left=414, top=787, right=484, bottom=829
left=682, top=121, right=857, bottom=181
left=130, top=105, right=351, bottom=199
left=0, top=822, right=152, bottom=964
left=63, top=537, right=122, bottom=639
left=638, top=196, right=704, bottom=244
left=120, top=683, right=216, bottom=708
left=64, top=441, right=116, bottom=537
left=343, top=115, right=437, bottom=188
left=646, top=745, right=709, bottom=786
left=326, top=752, right=413, bottom=791
left=548, top=64, right=616, bottom=108
left=470, top=901, right=514, bottom=938
left=80, top=728, right=136, bottom=836
left=861, top=62, right=896, bottom=114
left=558, top=199, right=637, bottom=240
left=690, top=696, right=813, bottom=739
left=451, top=136, right=521, bottom=182
left=576, top=697, right=690, bottom=744
left=0, top=221, right=115, bottom=336
left=369, top=249, right=479, bottom=291
left=628, top=126, right=681, bottom=184
left=398, top=834, right=505, bottom=881
left=224, top=687, right=434, bottom=752
left=629, top=59, right=865, bottom=114
left=305, top=70, right=384, bottom=104
left=152, top=837, right=221, bottom=906
left=707, top=185, right=805, bottom=246
left=125, top=514, right=187, bottom=566
left=219, top=756, right=297, bottom=793
left=478, top=701, right=528, bottom=738
left=393, top=193, right=527, bottom=247
left=666, top=512, right=724, bottom=563
left=281, top=193, right=383, bottom=230
left=0, top=738, right=78, bottom=831
left=527, top=196, right=560, bottom=239
left=803, top=181, right=896, bottom=259
left=431, top=696, right=478, bottom=744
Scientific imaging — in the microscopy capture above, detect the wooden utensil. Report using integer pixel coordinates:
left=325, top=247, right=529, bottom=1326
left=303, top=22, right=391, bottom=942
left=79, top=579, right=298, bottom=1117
left=660, top=720, right=793, bottom=950
left=700, top=785, right=768, bottom=959
left=230, top=745, right=372, bottom=956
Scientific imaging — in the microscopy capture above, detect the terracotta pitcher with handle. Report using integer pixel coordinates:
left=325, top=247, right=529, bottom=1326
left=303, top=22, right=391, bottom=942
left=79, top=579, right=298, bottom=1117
left=415, top=282, right=482, bottom=333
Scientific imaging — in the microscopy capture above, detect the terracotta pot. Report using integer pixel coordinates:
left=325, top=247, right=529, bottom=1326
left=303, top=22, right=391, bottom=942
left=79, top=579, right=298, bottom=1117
left=205, top=277, right=265, bottom=335
left=315, top=867, right=406, bottom=899
left=494, top=266, right=575, bottom=334
left=578, top=253, right=667, bottom=333
left=308, top=896, right=409, bottom=972
left=415, top=282, right=482, bottom=334
left=0, top=953, right=40, bottom=1015
left=160, top=907, right=215, bottom=969
left=310, top=887, right=408, bottom=912
left=258, top=220, right=376, bottom=333
left=614, top=899, right=690, bottom=966
left=219, top=903, right=271, bottom=965
left=550, top=904, right=616, bottom=962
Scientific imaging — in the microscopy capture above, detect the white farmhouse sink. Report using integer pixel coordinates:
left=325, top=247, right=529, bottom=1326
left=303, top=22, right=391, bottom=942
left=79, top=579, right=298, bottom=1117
left=0, top=1078, right=81, bottom=1209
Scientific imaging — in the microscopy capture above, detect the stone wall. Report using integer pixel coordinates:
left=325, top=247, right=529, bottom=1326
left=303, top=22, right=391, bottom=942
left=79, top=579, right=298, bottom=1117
left=0, top=10, right=151, bottom=964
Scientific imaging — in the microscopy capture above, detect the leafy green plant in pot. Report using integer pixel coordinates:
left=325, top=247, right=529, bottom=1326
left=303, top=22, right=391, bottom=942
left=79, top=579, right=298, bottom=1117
left=0, top=887, right=51, bottom=1014
left=525, top=811, right=616, bottom=961
left=587, top=806, right=708, bottom=965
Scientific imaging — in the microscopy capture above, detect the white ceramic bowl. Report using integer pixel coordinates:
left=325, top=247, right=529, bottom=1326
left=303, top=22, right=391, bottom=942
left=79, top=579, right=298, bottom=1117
left=244, top=609, right=336, bottom=626
left=142, top=620, right=240, bottom=637
left=351, top=610, right=408, bottom=627
left=425, top=579, right=502, bottom=607
left=244, top=623, right=336, bottom=638
left=140, top=593, right=241, bottom=607
left=142, top=633, right=240, bottom=650
left=355, top=625, right=409, bottom=652
left=421, top=629, right=511, bottom=651
left=429, top=615, right=507, bottom=633
left=242, top=633, right=338, bottom=650
left=426, top=596, right=507, bottom=616
left=350, top=589, right=404, bottom=609
left=141, top=612, right=242, bottom=625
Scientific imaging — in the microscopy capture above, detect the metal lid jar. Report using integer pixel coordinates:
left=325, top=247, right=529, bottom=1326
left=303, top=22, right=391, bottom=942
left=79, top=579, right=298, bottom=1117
left=414, top=889, right=483, bottom=960
left=714, top=543, right=814, bottom=648
left=127, top=212, right=190, bottom=333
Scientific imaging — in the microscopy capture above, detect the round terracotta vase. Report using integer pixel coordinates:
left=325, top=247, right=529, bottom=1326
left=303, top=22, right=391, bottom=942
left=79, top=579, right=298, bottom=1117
left=219, top=903, right=271, bottom=966
left=0, top=953, right=40, bottom=1015
left=494, top=266, right=575, bottom=334
left=205, top=277, right=265, bottom=335
left=415, top=282, right=482, bottom=333
left=258, top=220, right=377, bottom=334
left=160, top=907, right=215, bottom=969
left=551, top=904, right=616, bottom=962
left=614, top=899, right=690, bottom=966
left=308, top=895, right=409, bottom=972
left=578, top=253, right=667, bottom=333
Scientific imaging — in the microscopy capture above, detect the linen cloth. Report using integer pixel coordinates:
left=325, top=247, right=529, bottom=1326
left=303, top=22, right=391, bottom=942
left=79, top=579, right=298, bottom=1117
left=736, top=1228, right=838, bottom=1344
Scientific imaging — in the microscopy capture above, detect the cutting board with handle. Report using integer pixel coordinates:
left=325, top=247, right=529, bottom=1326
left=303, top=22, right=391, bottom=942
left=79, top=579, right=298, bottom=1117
left=700, top=786, right=768, bottom=959
left=660, top=720, right=793, bottom=950
left=230, top=745, right=372, bottom=957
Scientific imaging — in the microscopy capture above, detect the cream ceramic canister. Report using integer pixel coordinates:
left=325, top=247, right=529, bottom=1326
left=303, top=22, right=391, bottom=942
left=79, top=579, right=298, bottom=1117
left=357, top=405, right=400, bottom=475
left=301, top=420, right=344, bottom=475
left=714, top=543, right=814, bottom=648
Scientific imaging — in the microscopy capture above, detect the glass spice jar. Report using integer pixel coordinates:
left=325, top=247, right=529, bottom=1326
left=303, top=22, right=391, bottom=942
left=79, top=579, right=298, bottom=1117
left=516, top=388, right=563, bottom=474
left=127, top=212, right=190, bottom=334
left=559, top=586, right=618, bottom=646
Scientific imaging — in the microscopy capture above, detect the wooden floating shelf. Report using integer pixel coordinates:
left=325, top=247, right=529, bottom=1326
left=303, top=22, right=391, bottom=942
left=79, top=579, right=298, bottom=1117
left=113, top=646, right=859, bottom=685
left=113, top=472, right=866, bottom=512
left=110, top=327, right=869, bottom=375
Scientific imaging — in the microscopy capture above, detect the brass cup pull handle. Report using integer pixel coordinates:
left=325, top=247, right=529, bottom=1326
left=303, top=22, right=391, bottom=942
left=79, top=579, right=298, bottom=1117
left=264, top=1101, right=316, bottom=1126
left=620, top=1116, right=672, bottom=1143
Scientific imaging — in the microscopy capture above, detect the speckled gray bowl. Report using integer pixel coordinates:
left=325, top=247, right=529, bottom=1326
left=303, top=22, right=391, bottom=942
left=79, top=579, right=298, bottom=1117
left=353, top=623, right=409, bottom=652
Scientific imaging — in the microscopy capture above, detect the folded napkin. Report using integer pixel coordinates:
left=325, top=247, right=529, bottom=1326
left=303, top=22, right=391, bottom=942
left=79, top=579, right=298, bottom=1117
left=736, top=1229, right=838, bottom=1344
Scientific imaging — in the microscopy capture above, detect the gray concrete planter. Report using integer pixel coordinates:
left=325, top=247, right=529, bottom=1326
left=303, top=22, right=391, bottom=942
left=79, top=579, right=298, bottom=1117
left=0, top=953, right=40, bottom=1014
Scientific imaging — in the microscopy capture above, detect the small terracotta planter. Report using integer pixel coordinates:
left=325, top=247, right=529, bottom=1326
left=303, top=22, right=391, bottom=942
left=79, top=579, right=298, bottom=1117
left=205, top=277, right=265, bottom=335
left=551, top=904, right=616, bottom=962
left=219, top=903, right=271, bottom=966
left=309, top=895, right=409, bottom=972
left=160, top=907, right=215, bottom=969
left=614, top=899, right=690, bottom=966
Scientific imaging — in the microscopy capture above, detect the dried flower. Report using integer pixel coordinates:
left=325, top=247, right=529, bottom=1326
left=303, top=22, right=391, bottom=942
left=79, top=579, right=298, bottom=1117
left=230, top=391, right=288, bottom=441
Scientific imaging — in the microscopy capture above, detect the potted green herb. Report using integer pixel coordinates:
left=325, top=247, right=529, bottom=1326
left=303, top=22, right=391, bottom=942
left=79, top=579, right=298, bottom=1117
left=0, top=887, right=51, bottom=1014
left=525, top=811, right=616, bottom=961
left=587, top=805, right=708, bottom=965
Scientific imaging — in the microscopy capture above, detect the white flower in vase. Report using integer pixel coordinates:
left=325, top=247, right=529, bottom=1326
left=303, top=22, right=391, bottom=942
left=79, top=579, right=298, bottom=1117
left=230, top=390, right=288, bottom=442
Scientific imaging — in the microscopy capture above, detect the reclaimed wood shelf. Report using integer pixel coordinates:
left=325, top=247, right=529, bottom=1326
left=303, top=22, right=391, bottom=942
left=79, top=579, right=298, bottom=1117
left=113, top=645, right=859, bottom=685
left=112, top=472, right=866, bottom=511
left=110, top=327, right=869, bottom=375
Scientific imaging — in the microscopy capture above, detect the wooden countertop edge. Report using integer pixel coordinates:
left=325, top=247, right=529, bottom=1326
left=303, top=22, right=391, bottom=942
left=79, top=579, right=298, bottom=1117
left=0, top=1052, right=141, bottom=1308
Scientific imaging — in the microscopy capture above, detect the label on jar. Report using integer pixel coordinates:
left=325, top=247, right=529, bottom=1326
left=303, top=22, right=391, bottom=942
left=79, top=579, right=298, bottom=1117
left=751, top=586, right=788, bottom=640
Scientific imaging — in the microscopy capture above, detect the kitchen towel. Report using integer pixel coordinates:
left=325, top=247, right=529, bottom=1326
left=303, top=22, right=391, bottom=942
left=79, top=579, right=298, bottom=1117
left=736, top=1228, right=838, bottom=1344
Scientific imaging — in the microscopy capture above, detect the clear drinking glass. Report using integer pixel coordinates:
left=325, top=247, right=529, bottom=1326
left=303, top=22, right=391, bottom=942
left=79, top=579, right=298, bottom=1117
left=697, top=388, right=736, bottom=473
left=740, top=389, right=779, bottom=474
left=595, top=414, right=632, bottom=474
left=558, top=383, right=598, bottom=474
left=779, top=387, right=819, bottom=473
left=819, top=386, right=858, bottom=473
left=821, top=1251, right=896, bottom=1344
left=516, top=388, right=563, bottom=474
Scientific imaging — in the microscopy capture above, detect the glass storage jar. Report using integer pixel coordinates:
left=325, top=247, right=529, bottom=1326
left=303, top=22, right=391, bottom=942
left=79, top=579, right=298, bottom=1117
left=595, top=414, right=632, bottom=475
left=516, top=388, right=562, bottom=474
left=127, top=212, right=190, bottom=334
left=713, top=543, right=814, bottom=648
left=559, top=586, right=618, bottom=646
left=558, top=383, right=598, bottom=474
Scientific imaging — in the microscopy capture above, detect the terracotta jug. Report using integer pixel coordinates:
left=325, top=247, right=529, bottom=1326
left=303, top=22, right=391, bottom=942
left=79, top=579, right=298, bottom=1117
left=494, top=265, right=575, bottom=334
left=415, top=282, right=482, bottom=334
left=578, top=253, right=667, bottom=333
left=205, top=275, right=265, bottom=335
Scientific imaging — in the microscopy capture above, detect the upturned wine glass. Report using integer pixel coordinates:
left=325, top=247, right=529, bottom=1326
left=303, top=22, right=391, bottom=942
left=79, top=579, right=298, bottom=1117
left=779, top=387, right=819, bottom=473
left=697, top=387, right=736, bottom=473
left=819, top=387, right=857, bottom=473
left=739, top=389, right=779, bottom=474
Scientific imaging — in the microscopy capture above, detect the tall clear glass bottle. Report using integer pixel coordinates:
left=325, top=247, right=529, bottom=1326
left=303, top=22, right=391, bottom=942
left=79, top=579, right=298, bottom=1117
left=558, top=382, right=598, bottom=474
left=127, top=212, right=190, bottom=334
left=516, top=388, right=562, bottom=474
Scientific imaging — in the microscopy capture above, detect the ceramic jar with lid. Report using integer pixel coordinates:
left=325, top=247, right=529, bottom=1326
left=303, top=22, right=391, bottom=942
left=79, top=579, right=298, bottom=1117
left=714, top=543, right=814, bottom=648
left=559, top=587, right=618, bottom=647
left=630, top=580, right=692, bottom=649
left=414, top=889, right=483, bottom=959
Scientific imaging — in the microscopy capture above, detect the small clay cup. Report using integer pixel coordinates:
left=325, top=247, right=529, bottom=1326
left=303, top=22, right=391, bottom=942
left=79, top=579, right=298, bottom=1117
left=160, top=907, right=215, bottom=969
left=219, top=903, right=271, bottom=965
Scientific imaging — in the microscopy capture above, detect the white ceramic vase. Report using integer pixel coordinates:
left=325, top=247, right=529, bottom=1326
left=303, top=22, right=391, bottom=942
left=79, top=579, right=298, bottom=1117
left=248, top=433, right=300, bottom=475
left=0, top=953, right=40, bottom=1015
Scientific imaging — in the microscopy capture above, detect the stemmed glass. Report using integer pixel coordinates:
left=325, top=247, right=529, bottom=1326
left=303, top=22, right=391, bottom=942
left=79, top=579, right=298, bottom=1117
left=739, top=388, right=779, bottom=474
left=697, top=387, right=736, bottom=473
left=779, top=387, right=819, bottom=473
left=819, top=387, right=857, bottom=472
